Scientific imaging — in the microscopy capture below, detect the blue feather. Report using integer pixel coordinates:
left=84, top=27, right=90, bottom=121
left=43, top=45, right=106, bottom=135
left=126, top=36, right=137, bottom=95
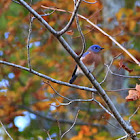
left=82, top=51, right=89, bottom=57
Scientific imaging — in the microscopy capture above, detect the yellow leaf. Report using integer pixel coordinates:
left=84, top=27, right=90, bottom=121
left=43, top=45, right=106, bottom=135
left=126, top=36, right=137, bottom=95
left=49, top=21, right=55, bottom=26
left=0, top=109, right=5, bottom=117
left=32, top=101, right=52, bottom=111
left=128, top=20, right=136, bottom=31
left=116, top=8, right=133, bottom=20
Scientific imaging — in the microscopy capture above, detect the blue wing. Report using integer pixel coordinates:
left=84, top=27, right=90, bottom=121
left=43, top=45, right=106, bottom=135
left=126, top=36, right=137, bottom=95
left=82, top=51, right=89, bottom=58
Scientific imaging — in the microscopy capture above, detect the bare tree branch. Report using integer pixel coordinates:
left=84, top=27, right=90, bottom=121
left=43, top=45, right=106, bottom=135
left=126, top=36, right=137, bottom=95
left=46, top=131, right=52, bottom=140
left=61, top=110, right=80, bottom=140
left=56, top=0, right=82, bottom=36
left=26, top=8, right=55, bottom=69
left=82, top=0, right=97, bottom=4
left=102, top=117, right=125, bottom=132
left=106, top=88, right=136, bottom=92
left=117, top=132, right=140, bottom=140
left=105, top=64, right=140, bottom=79
left=44, top=81, right=71, bottom=101
left=0, top=120, right=13, bottom=140
left=129, top=106, right=140, bottom=124
left=73, top=0, right=86, bottom=58
left=18, top=105, right=102, bottom=127
left=0, top=60, right=96, bottom=92
left=45, top=81, right=114, bottom=118
left=40, top=10, right=55, bottom=17
left=92, top=96, right=114, bottom=118
left=12, top=0, right=21, bottom=4
left=57, top=119, right=62, bottom=138
left=100, top=53, right=122, bottom=84
left=27, top=16, right=33, bottom=70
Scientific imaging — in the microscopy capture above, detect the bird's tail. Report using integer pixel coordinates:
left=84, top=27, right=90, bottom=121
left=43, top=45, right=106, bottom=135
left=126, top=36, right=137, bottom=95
left=69, top=74, right=77, bottom=84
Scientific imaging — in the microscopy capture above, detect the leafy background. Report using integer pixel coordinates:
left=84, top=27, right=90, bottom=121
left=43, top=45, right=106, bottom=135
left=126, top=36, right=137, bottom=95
left=0, top=0, right=140, bottom=139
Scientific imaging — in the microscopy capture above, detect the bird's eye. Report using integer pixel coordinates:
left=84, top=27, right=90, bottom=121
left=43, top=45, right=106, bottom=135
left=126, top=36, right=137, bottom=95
left=95, top=47, right=98, bottom=49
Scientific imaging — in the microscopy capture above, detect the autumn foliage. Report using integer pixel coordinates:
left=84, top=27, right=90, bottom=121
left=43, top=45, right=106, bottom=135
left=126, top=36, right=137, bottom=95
left=0, top=0, right=140, bottom=140
left=126, top=84, right=140, bottom=101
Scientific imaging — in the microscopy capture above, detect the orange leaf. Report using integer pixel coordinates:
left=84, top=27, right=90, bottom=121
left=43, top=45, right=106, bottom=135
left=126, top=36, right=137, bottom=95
left=136, top=84, right=140, bottom=92
left=66, top=30, right=74, bottom=35
left=116, top=8, right=133, bottom=20
left=91, top=127, right=98, bottom=134
left=126, top=90, right=140, bottom=102
left=32, top=101, right=52, bottom=111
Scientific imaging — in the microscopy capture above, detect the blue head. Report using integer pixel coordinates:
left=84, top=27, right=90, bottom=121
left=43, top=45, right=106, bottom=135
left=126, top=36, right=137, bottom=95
left=88, top=45, right=104, bottom=53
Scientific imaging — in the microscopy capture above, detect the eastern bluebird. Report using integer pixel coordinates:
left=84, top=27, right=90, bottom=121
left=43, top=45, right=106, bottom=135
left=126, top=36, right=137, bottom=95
left=69, top=45, right=104, bottom=84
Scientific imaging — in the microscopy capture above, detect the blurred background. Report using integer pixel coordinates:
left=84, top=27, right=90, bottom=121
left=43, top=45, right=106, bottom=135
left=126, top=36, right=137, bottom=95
left=0, top=0, right=140, bottom=139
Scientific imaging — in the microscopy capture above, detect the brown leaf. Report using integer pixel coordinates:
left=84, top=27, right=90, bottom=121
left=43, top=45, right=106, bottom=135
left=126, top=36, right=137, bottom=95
left=136, top=84, right=140, bottom=92
left=66, top=30, right=74, bottom=35
left=126, top=90, right=140, bottom=102
left=119, top=59, right=133, bottom=73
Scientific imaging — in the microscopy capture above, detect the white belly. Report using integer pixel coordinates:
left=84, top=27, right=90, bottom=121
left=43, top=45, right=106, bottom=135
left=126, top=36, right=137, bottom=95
left=87, top=63, right=95, bottom=73
left=76, top=63, right=95, bottom=75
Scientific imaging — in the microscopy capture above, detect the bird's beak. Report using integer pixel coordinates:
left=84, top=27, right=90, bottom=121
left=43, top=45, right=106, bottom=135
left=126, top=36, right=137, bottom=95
left=100, top=47, right=104, bottom=50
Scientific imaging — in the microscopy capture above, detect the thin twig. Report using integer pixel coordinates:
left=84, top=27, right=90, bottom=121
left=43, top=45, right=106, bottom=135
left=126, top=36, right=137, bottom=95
left=26, top=2, right=55, bottom=70
left=0, top=120, right=13, bottom=140
left=61, top=110, right=80, bottom=140
left=100, top=62, right=112, bottom=85
left=72, top=27, right=94, bottom=38
left=117, top=132, right=140, bottom=140
left=73, top=0, right=86, bottom=58
left=128, top=105, right=140, bottom=123
left=82, top=0, right=97, bottom=4
left=100, top=53, right=122, bottom=84
left=44, top=81, right=71, bottom=101
left=92, top=98, right=114, bottom=118
left=27, top=16, right=33, bottom=70
left=46, top=130, right=52, bottom=140
left=57, top=119, right=62, bottom=138
left=40, top=10, right=55, bottom=17
left=19, top=105, right=101, bottom=127
left=102, top=117, right=124, bottom=132
left=106, top=88, right=136, bottom=92
left=12, top=0, right=21, bottom=4
left=105, top=64, right=140, bottom=78
left=56, top=0, right=82, bottom=36
left=117, top=135, right=129, bottom=140
left=54, top=98, right=95, bottom=107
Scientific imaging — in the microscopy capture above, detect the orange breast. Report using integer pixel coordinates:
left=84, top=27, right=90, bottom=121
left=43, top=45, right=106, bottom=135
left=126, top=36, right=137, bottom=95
left=81, top=51, right=101, bottom=67
left=76, top=51, right=102, bottom=75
